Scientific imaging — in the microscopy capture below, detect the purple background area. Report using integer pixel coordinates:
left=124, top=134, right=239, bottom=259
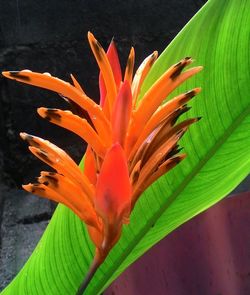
left=105, top=192, right=250, bottom=295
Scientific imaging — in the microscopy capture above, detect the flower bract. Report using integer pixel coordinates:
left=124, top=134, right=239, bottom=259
left=2, top=32, right=202, bottom=293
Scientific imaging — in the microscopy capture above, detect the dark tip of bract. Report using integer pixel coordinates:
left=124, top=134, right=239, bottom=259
left=127, top=56, right=133, bottom=73
left=165, top=147, right=178, bottom=159
left=37, top=150, right=53, bottom=164
left=170, top=61, right=187, bottom=80
left=48, top=172, right=57, bottom=176
left=25, top=134, right=35, bottom=142
left=131, top=170, right=140, bottom=186
left=175, top=147, right=184, bottom=155
left=174, top=156, right=183, bottom=164
left=31, top=183, right=45, bottom=193
left=148, top=51, right=157, bottom=66
left=9, top=71, right=20, bottom=75
left=20, top=132, right=41, bottom=148
left=93, top=40, right=102, bottom=60
left=181, top=105, right=191, bottom=114
left=171, top=107, right=190, bottom=126
left=44, top=115, right=51, bottom=121
left=174, top=61, right=182, bottom=68
left=9, top=71, right=31, bottom=81
left=20, top=132, right=31, bottom=141
left=46, top=108, right=58, bottom=113
left=177, top=129, right=186, bottom=139
left=185, top=90, right=196, bottom=98
left=45, top=175, right=59, bottom=184
left=45, top=109, right=61, bottom=121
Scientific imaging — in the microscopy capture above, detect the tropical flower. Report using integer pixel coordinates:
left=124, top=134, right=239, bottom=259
left=2, top=32, right=202, bottom=293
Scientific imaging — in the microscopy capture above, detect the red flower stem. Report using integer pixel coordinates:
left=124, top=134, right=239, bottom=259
left=75, top=257, right=102, bottom=295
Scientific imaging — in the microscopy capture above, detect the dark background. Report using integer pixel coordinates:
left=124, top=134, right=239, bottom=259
left=0, top=0, right=207, bottom=187
left=0, top=0, right=249, bottom=293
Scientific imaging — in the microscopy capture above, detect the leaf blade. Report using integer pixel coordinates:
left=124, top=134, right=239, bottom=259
left=1, top=0, right=250, bottom=294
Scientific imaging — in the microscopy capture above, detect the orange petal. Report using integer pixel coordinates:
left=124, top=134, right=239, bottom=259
left=38, top=108, right=108, bottom=157
left=135, top=131, right=182, bottom=179
left=131, top=132, right=186, bottom=207
left=88, top=32, right=117, bottom=112
left=95, top=143, right=131, bottom=249
left=20, top=133, right=95, bottom=203
left=131, top=51, right=158, bottom=107
left=124, top=47, right=135, bottom=85
left=99, top=39, right=122, bottom=107
left=23, top=183, right=86, bottom=221
left=96, top=143, right=131, bottom=220
left=137, top=88, right=201, bottom=147
left=151, top=154, right=186, bottom=183
left=130, top=116, right=201, bottom=198
left=87, top=224, right=104, bottom=250
left=132, top=154, right=186, bottom=207
left=24, top=180, right=104, bottom=249
left=135, top=108, right=192, bottom=166
left=38, top=171, right=99, bottom=227
left=111, top=81, right=132, bottom=147
left=127, top=58, right=202, bottom=152
left=84, top=147, right=98, bottom=185
left=2, top=70, right=111, bottom=142
left=128, top=105, right=187, bottom=162
left=70, top=73, right=86, bottom=94
left=130, top=160, right=141, bottom=187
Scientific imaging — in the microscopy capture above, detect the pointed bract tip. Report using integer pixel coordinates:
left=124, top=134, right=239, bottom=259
left=178, top=154, right=187, bottom=161
left=171, top=154, right=186, bottom=165
left=20, top=132, right=28, bottom=140
left=194, top=87, right=202, bottom=94
left=9, top=71, right=21, bottom=75
left=152, top=50, right=158, bottom=58
left=2, top=71, right=10, bottom=78
left=2, top=71, right=21, bottom=79
left=87, top=31, right=95, bottom=42
left=37, top=107, right=46, bottom=117
left=184, top=57, right=193, bottom=64
left=196, top=66, right=203, bottom=72
left=22, top=184, right=27, bottom=190
left=28, top=146, right=37, bottom=153
left=22, top=183, right=31, bottom=191
left=2, top=70, right=31, bottom=81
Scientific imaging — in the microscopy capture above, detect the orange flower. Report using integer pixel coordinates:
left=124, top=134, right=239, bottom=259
left=2, top=32, right=202, bottom=293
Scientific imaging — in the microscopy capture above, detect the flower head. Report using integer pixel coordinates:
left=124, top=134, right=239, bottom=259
left=2, top=32, right=202, bottom=293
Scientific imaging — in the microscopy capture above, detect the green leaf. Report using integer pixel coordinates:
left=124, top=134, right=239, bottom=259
left=1, top=0, right=249, bottom=294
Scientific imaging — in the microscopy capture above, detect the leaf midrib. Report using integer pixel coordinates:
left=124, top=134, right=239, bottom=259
left=93, top=103, right=250, bottom=294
